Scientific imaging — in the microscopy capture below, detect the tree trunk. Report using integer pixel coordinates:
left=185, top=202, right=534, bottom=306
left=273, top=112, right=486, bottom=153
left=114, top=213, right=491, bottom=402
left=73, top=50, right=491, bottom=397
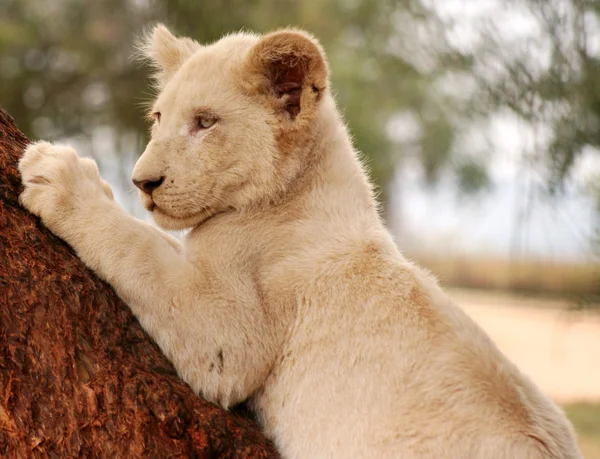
left=0, top=109, right=279, bottom=458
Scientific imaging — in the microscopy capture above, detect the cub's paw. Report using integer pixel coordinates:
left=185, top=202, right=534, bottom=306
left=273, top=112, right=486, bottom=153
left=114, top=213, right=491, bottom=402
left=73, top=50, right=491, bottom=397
left=18, top=141, right=112, bottom=232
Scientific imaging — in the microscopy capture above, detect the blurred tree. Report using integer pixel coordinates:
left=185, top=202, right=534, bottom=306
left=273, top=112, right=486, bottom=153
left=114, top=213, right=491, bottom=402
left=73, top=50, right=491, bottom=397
left=0, top=0, right=151, bottom=137
left=461, top=0, right=600, bottom=276
left=474, top=0, right=600, bottom=193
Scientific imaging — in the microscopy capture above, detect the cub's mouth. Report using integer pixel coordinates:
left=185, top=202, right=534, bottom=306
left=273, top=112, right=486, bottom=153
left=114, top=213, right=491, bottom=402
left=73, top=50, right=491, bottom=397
left=139, top=190, right=210, bottom=219
left=139, top=190, right=156, bottom=212
left=142, top=192, right=233, bottom=229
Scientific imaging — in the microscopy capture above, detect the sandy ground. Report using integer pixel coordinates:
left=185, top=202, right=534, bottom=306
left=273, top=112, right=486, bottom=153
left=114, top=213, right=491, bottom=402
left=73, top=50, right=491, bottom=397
left=449, top=289, right=600, bottom=403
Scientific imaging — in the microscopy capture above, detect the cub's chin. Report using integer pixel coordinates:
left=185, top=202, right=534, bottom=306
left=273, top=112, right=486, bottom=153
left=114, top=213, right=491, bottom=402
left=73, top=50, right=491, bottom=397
left=136, top=190, right=204, bottom=230
left=150, top=206, right=209, bottom=231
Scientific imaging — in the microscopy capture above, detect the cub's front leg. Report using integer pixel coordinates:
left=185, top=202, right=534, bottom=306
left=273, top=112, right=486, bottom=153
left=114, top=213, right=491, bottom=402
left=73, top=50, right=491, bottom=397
left=18, top=142, right=276, bottom=407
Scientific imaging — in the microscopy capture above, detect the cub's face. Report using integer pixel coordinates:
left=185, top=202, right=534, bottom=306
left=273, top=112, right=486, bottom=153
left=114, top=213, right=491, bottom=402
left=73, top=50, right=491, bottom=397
left=132, top=25, right=329, bottom=230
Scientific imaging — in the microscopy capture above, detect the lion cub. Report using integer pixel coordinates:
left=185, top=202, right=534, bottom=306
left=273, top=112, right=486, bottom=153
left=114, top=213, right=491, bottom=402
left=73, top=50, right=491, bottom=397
left=19, top=25, right=582, bottom=458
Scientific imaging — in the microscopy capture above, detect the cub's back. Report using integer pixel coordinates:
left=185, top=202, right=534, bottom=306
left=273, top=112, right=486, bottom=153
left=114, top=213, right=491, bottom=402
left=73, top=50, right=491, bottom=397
left=256, top=237, right=582, bottom=458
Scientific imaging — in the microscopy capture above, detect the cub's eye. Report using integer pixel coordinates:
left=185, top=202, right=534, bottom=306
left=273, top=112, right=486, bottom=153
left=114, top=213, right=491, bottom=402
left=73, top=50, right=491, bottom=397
left=152, top=112, right=161, bottom=123
left=196, top=116, right=217, bottom=130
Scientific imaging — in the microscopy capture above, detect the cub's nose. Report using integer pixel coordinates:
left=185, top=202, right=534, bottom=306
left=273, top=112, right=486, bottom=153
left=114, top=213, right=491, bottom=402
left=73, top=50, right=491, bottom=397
left=132, top=176, right=165, bottom=194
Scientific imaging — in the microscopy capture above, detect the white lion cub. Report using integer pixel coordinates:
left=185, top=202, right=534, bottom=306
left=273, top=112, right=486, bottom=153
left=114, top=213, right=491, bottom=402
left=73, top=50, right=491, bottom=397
left=19, top=25, right=582, bottom=458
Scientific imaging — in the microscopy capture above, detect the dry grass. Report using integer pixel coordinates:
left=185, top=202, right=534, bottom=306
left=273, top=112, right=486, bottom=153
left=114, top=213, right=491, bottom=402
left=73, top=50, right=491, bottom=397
left=408, top=252, right=600, bottom=301
left=564, top=403, right=600, bottom=458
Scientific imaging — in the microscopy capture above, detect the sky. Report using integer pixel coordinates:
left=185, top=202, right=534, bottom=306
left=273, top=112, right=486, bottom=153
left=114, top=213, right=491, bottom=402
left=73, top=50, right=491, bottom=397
left=391, top=167, right=597, bottom=261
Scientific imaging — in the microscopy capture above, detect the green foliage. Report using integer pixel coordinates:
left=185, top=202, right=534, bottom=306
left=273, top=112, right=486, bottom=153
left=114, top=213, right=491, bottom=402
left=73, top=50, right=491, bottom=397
left=455, top=159, right=490, bottom=195
left=477, top=0, right=600, bottom=191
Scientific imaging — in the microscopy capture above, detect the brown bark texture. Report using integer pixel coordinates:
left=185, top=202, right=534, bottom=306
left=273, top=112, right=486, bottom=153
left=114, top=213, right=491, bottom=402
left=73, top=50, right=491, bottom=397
left=0, top=109, right=279, bottom=458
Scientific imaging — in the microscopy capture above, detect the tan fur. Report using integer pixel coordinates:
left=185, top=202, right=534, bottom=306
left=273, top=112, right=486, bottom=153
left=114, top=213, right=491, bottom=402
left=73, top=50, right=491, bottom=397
left=19, top=25, right=582, bottom=459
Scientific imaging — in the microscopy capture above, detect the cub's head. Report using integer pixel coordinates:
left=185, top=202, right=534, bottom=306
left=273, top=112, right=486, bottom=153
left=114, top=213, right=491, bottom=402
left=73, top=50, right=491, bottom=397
left=132, top=24, right=330, bottom=230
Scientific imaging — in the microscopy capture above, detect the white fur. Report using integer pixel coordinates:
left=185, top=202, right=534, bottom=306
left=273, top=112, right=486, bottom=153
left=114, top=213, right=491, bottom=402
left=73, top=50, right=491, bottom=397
left=19, top=25, right=582, bottom=459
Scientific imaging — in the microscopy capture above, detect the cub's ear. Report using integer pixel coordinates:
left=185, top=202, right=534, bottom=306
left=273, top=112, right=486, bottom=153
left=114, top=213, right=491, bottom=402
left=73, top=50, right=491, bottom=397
left=137, top=24, right=201, bottom=88
left=245, top=29, right=329, bottom=120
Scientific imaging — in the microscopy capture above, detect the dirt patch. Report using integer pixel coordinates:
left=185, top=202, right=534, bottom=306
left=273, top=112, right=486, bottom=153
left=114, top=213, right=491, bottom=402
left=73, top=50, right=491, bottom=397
left=450, top=289, right=600, bottom=403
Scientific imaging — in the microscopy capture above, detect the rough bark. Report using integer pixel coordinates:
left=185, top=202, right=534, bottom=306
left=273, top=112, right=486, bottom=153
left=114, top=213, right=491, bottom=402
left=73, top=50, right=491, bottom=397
left=0, top=109, right=279, bottom=458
